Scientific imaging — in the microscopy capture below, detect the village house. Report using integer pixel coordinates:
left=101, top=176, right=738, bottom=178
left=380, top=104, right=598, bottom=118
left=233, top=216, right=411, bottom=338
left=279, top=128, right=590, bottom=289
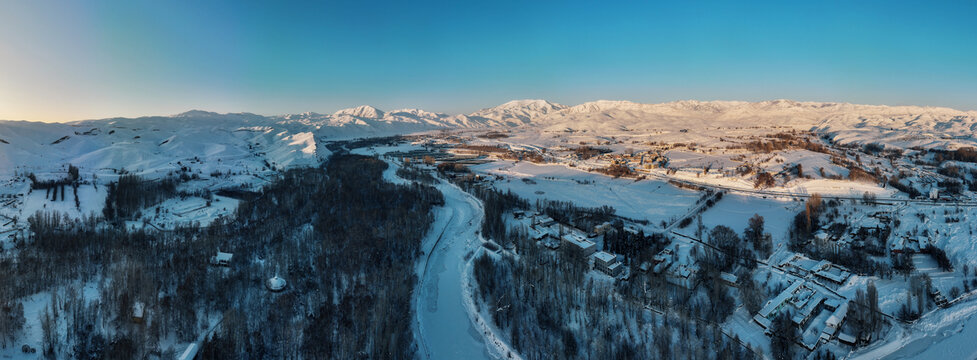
left=623, top=225, right=641, bottom=235
left=837, top=332, right=857, bottom=346
left=890, top=236, right=926, bottom=254
left=665, top=265, right=695, bottom=289
left=778, top=254, right=852, bottom=287
left=593, top=222, right=613, bottom=235
left=778, top=254, right=819, bottom=277
left=530, top=222, right=563, bottom=249
left=791, top=293, right=826, bottom=329
left=638, top=261, right=652, bottom=272
left=540, top=236, right=562, bottom=250
left=530, top=227, right=550, bottom=242
left=652, top=248, right=675, bottom=273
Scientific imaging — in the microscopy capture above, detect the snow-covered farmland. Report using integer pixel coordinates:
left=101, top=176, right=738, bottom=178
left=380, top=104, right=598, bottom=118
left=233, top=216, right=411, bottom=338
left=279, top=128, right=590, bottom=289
left=672, top=193, right=801, bottom=250
left=471, top=161, right=700, bottom=227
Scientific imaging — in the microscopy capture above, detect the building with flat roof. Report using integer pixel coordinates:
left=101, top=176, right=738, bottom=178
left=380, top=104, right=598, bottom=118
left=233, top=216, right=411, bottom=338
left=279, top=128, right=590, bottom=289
left=562, top=231, right=597, bottom=257
left=593, top=251, right=623, bottom=277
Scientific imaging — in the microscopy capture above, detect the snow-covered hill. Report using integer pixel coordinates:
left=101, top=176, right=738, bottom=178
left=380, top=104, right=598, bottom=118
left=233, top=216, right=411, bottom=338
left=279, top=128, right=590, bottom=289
left=0, top=107, right=456, bottom=176
left=459, top=99, right=568, bottom=127
left=3, top=99, right=977, bottom=176
left=458, top=99, right=977, bottom=149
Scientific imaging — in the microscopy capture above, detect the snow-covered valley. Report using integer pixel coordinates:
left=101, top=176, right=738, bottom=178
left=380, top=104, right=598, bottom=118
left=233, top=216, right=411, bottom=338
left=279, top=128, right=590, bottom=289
left=4, top=99, right=977, bottom=359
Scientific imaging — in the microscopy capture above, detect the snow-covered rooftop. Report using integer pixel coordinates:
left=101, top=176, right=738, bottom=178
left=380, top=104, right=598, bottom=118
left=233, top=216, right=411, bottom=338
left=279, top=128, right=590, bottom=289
left=215, top=251, right=233, bottom=262
left=720, top=272, right=738, bottom=284
left=563, top=232, right=596, bottom=250
left=759, top=281, right=804, bottom=318
left=593, top=251, right=616, bottom=263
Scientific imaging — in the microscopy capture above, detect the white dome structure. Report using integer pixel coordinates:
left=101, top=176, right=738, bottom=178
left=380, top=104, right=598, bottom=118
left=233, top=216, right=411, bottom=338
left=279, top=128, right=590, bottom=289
left=266, top=275, right=287, bottom=292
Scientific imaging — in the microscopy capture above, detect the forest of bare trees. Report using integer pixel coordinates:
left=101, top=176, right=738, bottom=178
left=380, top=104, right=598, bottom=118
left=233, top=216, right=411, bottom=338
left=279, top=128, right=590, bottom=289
left=103, top=174, right=177, bottom=220
left=3, top=153, right=443, bottom=359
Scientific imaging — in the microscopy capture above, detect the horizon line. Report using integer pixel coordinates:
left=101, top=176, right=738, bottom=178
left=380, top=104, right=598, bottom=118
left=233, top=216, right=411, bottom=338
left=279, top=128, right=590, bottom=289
left=4, top=97, right=976, bottom=124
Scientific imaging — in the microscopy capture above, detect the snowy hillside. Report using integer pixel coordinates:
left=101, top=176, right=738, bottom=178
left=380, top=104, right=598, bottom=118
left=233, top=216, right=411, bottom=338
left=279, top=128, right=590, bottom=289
left=480, top=99, right=977, bottom=149
left=457, top=99, right=569, bottom=127
left=3, top=99, right=977, bottom=177
left=0, top=108, right=456, bottom=176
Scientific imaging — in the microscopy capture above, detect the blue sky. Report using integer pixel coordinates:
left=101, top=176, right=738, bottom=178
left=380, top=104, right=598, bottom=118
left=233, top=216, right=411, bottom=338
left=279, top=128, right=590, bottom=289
left=1, top=0, right=975, bottom=121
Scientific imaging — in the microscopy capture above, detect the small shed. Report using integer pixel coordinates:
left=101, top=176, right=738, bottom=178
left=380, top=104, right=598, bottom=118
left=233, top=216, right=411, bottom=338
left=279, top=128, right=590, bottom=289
left=132, top=301, right=145, bottom=323
left=211, top=251, right=233, bottom=266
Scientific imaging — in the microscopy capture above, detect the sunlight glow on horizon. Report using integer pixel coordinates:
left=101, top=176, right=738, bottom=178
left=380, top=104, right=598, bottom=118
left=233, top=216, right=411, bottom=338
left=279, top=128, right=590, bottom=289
left=2, top=0, right=976, bottom=122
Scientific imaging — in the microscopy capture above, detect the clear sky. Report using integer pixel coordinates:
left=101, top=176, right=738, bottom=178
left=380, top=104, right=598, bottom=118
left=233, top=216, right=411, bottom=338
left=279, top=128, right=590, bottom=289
left=1, top=0, right=975, bottom=122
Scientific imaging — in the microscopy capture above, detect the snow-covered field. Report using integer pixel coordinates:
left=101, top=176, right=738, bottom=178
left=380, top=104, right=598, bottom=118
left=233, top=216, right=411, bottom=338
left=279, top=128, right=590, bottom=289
left=672, top=193, right=800, bottom=249
left=132, top=195, right=240, bottom=231
left=471, top=161, right=700, bottom=227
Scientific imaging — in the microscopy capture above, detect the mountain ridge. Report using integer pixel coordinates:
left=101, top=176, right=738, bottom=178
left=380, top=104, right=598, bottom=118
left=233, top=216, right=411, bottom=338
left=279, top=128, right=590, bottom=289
left=3, top=98, right=977, bottom=182
left=3, top=99, right=977, bottom=175
left=5, top=99, right=975, bottom=126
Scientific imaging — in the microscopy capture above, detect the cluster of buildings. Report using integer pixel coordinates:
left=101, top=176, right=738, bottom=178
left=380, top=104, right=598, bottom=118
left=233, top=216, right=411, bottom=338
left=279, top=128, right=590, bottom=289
left=747, top=253, right=861, bottom=350
left=753, top=280, right=854, bottom=350
left=811, top=212, right=893, bottom=255
left=387, top=147, right=492, bottom=167
left=529, top=213, right=597, bottom=255
left=887, top=224, right=948, bottom=256
left=606, top=150, right=670, bottom=170
left=648, top=248, right=697, bottom=289
left=526, top=213, right=631, bottom=278
left=210, top=250, right=287, bottom=293
left=777, top=254, right=852, bottom=288
left=889, top=236, right=930, bottom=254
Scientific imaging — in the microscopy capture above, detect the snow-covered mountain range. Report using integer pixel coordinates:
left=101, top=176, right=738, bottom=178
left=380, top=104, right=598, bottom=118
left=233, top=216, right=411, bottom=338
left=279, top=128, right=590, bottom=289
left=2, top=100, right=976, bottom=175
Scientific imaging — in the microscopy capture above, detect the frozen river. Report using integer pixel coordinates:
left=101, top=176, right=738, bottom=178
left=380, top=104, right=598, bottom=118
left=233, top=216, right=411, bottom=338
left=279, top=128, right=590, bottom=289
left=361, top=145, right=507, bottom=360
left=357, top=146, right=501, bottom=360
left=852, top=294, right=977, bottom=359
left=414, top=180, right=493, bottom=359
